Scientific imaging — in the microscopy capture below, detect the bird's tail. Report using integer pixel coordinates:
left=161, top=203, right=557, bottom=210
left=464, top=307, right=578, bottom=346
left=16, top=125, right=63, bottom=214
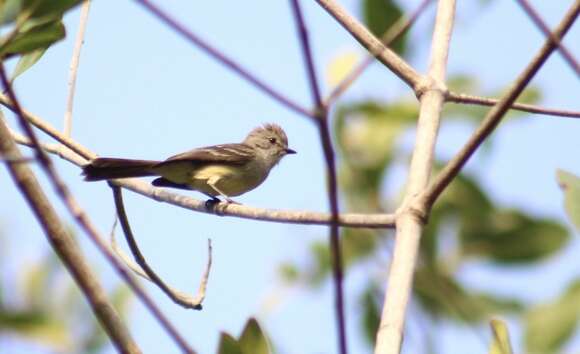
left=82, top=158, right=159, bottom=181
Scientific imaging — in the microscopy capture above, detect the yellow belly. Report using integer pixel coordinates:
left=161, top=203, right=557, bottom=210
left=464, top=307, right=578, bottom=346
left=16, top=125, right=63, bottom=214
left=152, top=162, right=266, bottom=197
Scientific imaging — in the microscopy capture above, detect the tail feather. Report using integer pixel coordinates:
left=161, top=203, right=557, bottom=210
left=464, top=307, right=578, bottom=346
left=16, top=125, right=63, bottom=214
left=82, top=158, right=159, bottom=181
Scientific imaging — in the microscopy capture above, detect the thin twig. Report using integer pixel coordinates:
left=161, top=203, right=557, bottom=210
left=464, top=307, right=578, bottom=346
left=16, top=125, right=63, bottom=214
left=515, top=0, right=580, bottom=76
left=375, top=1, right=457, bottom=353
left=9, top=111, right=397, bottom=228
left=446, top=91, right=580, bottom=118
left=0, top=64, right=197, bottom=354
left=112, top=185, right=211, bottom=310
left=289, top=1, right=347, bottom=353
left=324, top=0, right=433, bottom=105
left=0, top=110, right=141, bottom=354
left=420, top=0, right=580, bottom=210
left=63, top=0, right=91, bottom=138
left=315, top=0, right=423, bottom=91
left=133, top=0, right=312, bottom=119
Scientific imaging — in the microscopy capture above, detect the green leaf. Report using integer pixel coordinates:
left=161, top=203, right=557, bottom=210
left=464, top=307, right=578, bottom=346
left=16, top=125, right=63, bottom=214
left=461, top=209, right=569, bottom=263
left=335, top=100, right=417, bottom=211
left=11, top=47, right=46, bottom=80
left=0, top=0, right=22, bottom=24
left=489, top=319, right=513, bottom=354
left=360, top=284, right=381, bottom=346
left=218, top=332, right=243, bottom=354
left=525, top=279, right=580, bottom=352
left=362, top=0, right=406, bottom=55
left=25, top=0, right=84, bottom=21
left=414, top=267, right=523, bottom=322
left=0, top=0, right=83, bottom=25
left=342, top=228, right=379, bottom=266
left=278, top=263, right=300, bottom=283
left=556, top=169, right=580, bottom=231
left=0, top=20, right=65, bottom=56
left=239, top=318, right=270, bottom=354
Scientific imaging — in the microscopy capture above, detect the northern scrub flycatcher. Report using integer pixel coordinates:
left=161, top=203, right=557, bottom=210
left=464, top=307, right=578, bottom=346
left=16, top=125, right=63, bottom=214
left=82, top=123, right=296, bottom=203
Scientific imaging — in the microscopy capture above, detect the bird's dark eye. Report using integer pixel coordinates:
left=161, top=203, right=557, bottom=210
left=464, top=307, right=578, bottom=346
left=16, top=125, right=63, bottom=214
left=269, top=137, right=277, bottom=144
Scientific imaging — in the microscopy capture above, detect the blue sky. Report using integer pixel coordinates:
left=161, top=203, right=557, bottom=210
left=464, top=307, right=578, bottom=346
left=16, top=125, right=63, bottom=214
left=1, top=0, right=579, bottom=353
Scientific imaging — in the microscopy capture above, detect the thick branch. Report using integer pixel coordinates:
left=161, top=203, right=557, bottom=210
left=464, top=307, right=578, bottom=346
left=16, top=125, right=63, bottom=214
left=420, top=0, right=580, bottom=209
left=315, top=0, right=423, bottom=90
left=0, top=114, right=141, bottom=354
left=375, top=1, right=456, bottom=354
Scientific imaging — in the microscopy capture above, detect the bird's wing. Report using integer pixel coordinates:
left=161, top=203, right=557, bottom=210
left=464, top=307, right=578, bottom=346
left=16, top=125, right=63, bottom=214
left=161, top=143, right=256, bottom=166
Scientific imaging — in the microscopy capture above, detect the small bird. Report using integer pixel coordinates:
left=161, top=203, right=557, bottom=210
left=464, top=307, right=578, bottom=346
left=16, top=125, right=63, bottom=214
left=82, top=123, right=296, bottom=204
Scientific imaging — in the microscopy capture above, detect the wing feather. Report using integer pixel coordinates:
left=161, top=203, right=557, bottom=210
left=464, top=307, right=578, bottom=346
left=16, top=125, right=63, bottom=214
left=159, top=143, right=255, bottom=166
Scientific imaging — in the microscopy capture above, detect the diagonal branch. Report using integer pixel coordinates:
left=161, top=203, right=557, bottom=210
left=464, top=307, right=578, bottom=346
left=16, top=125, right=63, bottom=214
left=420, top=0, right=580, bottom=210
left=112, top=186, right=212, bottom=310
left=315, top=0, right=423, bottom=91
left=289, top=1, right=347, bottom=353
left=0, top=112, right=141, bottom=354
left=324, top=0, right=433, bottom=106
left=0, top=65, right=197, bottom=354
left=515, top=0, right=580, bottom=76
left=133, top=0, right=312, bottom=119
left=446, top=91, right=580, bottom=119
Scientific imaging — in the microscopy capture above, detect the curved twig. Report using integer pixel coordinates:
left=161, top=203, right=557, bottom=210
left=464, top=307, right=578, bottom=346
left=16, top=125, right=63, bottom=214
left=111, top=186, right=212, bottom=310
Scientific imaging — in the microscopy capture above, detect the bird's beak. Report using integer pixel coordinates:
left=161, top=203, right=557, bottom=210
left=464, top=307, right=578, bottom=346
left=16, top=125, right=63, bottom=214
left=285, top=148, right=297, bottom=155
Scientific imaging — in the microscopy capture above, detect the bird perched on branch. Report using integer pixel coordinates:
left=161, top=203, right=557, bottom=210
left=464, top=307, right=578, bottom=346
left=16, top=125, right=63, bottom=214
left=82, top=123, right=296, bottom=205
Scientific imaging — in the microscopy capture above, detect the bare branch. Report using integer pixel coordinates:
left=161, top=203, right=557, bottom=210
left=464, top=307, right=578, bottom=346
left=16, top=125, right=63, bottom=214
left=8, top=107, right=396, bottom=228
left=133, top=0, right=312, bottom=119
left=325, top=0, right=433, bottom=105
left=0, top=93, right=94, bottom=159
left=111, top=186, right=211, bottom=310
left=0, top=112, right=142, bottom=354
left=376, top=1, right=456, bottom=353
left=63, top=0, right=91, bottom=138
left=0, top=65, right=196, bottom=354
left=420, top=0, right=580, bottom=210
left=446, top=91, right=580, bottom=118
left=289, top=0, right=347, bottom=353
left=315, top=0, right=423, bottom=91
left=515, top=0, right=580, bottom=76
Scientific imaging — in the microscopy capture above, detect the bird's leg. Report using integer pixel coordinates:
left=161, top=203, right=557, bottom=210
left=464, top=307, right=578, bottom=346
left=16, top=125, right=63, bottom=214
left=204, top=196, right=221, bottom=210
left=207, top=177, right=239, bottom=204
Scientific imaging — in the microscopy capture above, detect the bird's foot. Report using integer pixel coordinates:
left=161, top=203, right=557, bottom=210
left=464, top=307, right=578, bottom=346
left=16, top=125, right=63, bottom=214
left=205, top=197, right=221, bottom=210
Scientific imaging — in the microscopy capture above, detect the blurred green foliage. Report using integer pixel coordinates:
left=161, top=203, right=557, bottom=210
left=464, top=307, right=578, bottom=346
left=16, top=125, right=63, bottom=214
left=489, top=319, right=514, bottom=354
left=218, top=318, right=271, bottom=354
left=0, top=231, right=132, bottom=353
left=557, top=169, right=580, bottom=231
left=0, top=0, right=84, bottom=79
left=278, top=1, right=577, bottom=353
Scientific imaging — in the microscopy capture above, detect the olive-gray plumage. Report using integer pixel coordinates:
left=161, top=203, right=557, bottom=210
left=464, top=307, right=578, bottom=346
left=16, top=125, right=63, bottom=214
left=82, top=124, right=296, bottom=202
